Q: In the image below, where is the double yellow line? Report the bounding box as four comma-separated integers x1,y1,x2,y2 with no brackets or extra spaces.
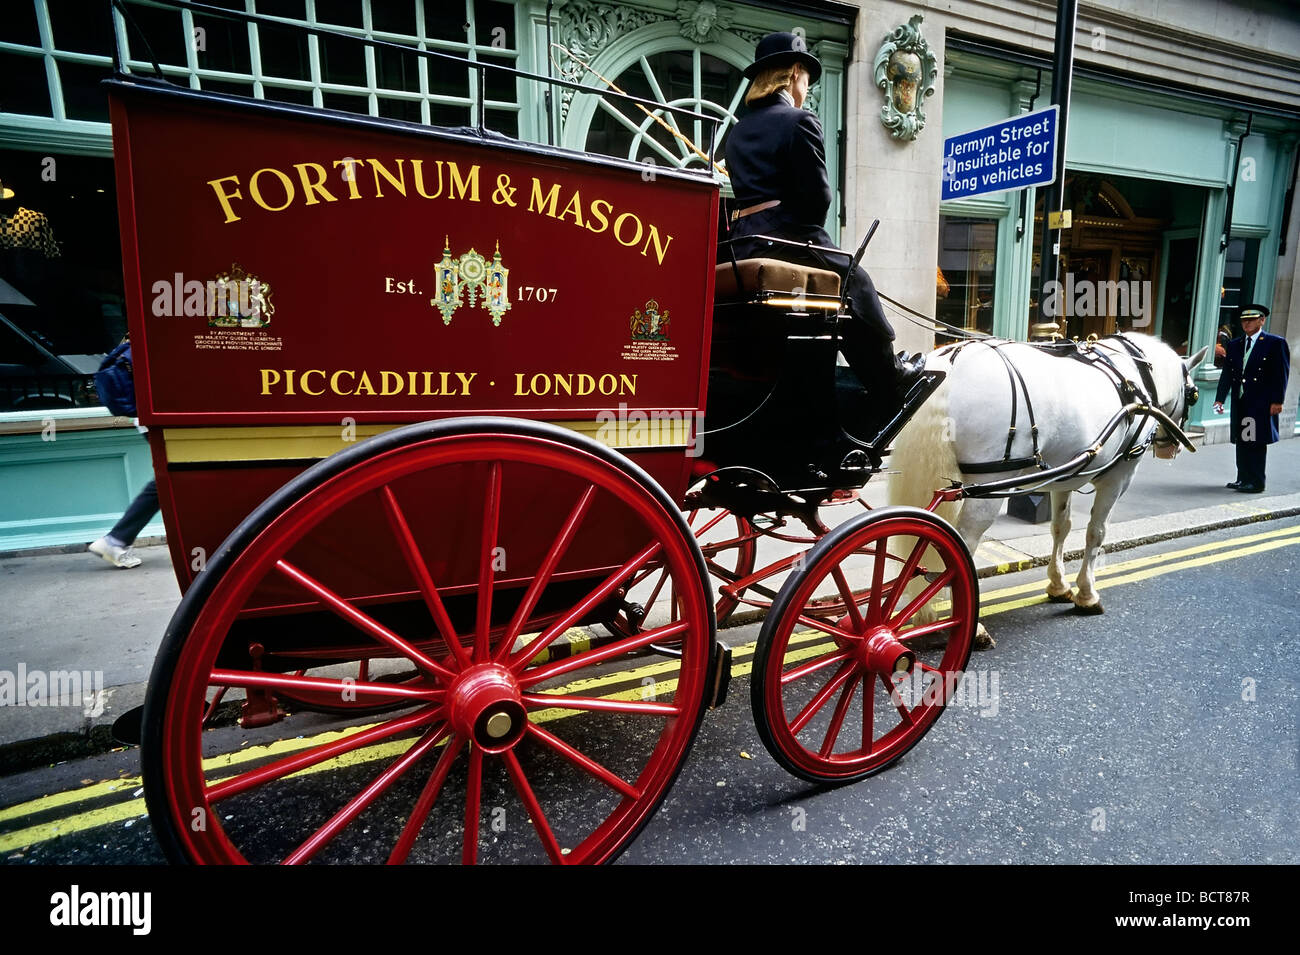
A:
3,522,1298,854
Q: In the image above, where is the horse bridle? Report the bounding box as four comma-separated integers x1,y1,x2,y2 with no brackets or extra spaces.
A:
1099,335,1198,452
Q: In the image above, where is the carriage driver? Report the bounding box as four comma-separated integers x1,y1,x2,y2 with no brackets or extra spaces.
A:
723,32,926,397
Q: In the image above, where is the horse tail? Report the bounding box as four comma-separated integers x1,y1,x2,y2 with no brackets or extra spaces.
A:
887,349,961,528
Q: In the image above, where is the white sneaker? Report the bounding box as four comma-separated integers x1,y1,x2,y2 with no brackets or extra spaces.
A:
89,537,142,569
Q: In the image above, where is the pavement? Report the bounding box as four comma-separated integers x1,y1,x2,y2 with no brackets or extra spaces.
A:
3,436,1300,773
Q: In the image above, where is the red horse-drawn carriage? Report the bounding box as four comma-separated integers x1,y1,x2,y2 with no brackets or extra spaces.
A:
111,0,978,863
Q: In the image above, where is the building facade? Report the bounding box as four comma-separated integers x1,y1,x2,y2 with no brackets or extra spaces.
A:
2,0,1298,550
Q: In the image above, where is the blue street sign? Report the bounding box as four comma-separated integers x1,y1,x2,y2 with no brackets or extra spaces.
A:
941,105,1059,201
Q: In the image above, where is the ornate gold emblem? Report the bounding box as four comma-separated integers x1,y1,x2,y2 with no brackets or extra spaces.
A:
431,237,511,326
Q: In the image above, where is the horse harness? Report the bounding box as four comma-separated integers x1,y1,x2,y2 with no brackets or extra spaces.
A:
943,335,1197,475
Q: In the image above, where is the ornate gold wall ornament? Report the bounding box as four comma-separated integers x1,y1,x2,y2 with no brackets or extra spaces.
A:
873,14,937,142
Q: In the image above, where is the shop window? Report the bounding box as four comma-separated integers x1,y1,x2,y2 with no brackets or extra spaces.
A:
937,216,997,335
0,150,123,412
1218,237,1261,334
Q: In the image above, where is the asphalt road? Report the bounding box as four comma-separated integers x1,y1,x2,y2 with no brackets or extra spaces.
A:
2,518,1297,866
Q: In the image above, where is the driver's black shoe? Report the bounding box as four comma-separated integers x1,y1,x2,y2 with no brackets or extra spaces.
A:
1225,481,1242,490
896,352,927,396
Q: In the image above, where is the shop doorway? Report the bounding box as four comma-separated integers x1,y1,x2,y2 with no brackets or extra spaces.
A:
1031,174,1204,348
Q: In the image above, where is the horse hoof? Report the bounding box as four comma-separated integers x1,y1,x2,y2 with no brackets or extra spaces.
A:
973,625,996,650
1071,600,1104,615
1046,589,1074,603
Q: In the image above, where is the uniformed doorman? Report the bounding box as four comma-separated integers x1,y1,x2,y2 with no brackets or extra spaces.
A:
1213,304,1290,493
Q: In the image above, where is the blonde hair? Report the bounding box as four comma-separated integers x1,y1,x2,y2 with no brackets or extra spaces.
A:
746,64,797,104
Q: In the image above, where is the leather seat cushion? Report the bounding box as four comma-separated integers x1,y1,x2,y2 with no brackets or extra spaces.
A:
715,258,841,300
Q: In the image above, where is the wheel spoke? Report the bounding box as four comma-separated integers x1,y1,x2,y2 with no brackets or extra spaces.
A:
463,745,483,865
880,537,927,620
898,617,959,640
496,484,597,661
210,669,442,706
525,723,642,800
884,672,917,726
521,693,679,716
819,673,862,757
475,462,503,664
780,648,853,686
379,486,470,670
502,750,566,864
508,539,663,671
520,619,688,688
693,509,731,537
283,723,448,864
275,559,456,681
205,707,442,803
789,660,856,735
829,566,865,632
791,613,858,644
866,536,889,625
388,734,465,864
889,568,955,629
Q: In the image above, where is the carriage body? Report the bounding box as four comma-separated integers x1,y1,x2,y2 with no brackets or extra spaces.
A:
112,79,718,611
109,0,980,865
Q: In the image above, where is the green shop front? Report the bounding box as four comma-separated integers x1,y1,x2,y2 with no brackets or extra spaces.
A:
938,45,1298,441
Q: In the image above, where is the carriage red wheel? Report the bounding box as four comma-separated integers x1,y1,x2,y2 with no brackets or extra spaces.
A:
142,419,714,864
606,509,757,638
750,507,977,784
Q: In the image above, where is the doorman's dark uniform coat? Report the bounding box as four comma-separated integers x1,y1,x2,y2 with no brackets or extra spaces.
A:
723,93,898,387
1215,330,1290,488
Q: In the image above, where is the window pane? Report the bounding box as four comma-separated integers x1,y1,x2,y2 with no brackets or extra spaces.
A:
257,22,311,81
376,44,421,93
201,78,255,98
425,6,469,43
0,52,53,117
377,97,422,123
373,1,417,36
57,61,112,122
320,32,366,87
428,55,469,99
5,0,42,48
322,90,369,114
937,216,997,336
479,53,515,102
194,15,252,74
255,0,306,20
262,85,315,105
314,0,363,29
47,0,115,57
429,102,470,128
486,108,517,138
474,0,514,49
123,4,190,68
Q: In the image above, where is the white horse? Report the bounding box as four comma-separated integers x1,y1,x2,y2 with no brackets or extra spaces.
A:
889,332,1208,645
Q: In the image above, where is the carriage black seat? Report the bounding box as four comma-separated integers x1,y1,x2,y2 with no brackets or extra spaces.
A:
713,258,841,304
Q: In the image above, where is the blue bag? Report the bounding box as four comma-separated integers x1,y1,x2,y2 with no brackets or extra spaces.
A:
95,342,136,417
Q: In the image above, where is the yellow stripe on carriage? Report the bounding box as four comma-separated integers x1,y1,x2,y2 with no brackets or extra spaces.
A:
161,418,694,463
